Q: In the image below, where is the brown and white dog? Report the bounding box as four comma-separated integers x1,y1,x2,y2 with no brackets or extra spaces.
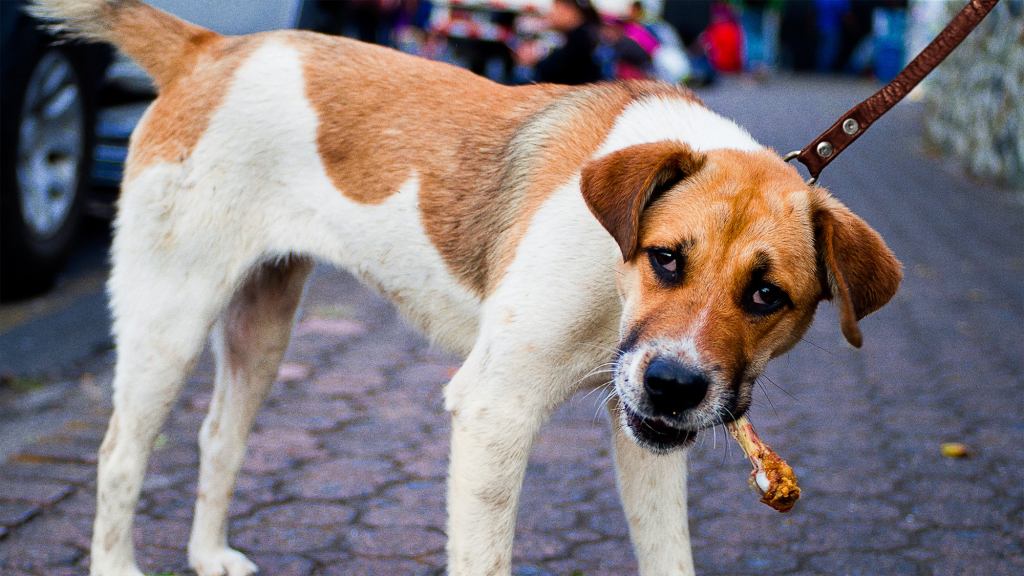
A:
31,1,902,575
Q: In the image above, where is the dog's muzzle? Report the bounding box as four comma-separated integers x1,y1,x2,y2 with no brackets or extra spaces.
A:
618,355,715,452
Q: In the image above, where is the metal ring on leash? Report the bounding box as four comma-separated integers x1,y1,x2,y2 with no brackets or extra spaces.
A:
781,0,999,188
783,150,817,186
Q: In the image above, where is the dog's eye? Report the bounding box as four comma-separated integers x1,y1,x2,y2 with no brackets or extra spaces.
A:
648,248,682,284
745,282,788,315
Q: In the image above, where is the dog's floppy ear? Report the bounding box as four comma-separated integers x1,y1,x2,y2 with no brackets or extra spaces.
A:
812,190,902,348
581,142,705,261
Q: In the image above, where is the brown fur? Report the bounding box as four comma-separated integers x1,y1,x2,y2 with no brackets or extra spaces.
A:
106,11,704,295
811,192,903,347
107,6,899,348
623,149,821,387
107,1,220,90
299,33,569,293
125,37,254,181
581,141,707,261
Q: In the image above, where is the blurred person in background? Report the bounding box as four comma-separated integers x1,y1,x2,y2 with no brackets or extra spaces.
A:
836,0,877,73
740,0,780,76
598,16,654,80
619,1,660,78
815,0,849,71
623,1,660,56
661,0,716,86
703,1,743,73
629,0,692,84
779,0,817,71
516,0,603,85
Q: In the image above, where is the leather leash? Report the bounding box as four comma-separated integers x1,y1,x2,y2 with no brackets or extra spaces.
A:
785,0,1001,184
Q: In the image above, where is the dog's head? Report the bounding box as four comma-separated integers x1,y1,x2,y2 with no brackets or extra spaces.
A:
582,141,901,452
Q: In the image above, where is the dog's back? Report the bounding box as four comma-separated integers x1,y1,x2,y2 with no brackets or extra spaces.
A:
30,0,663,350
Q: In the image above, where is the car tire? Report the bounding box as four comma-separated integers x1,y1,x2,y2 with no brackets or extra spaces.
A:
1,24,99,302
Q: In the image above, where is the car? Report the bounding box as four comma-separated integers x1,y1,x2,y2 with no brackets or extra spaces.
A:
1,0,111,300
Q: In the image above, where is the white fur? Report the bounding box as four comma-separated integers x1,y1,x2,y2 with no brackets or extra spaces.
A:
608,397,694,576
596,96,762,159
92,38,770,576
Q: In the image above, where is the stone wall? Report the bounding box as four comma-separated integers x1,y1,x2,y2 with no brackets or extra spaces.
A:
921,0,1024,188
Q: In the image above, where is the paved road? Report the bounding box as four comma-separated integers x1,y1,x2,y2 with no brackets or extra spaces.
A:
1,77,1022,575
0,220,114,462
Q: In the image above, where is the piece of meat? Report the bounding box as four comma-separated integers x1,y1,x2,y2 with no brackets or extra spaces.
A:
726,416,800,512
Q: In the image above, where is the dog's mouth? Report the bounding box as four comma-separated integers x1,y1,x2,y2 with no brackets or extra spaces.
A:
614,342,756,452
621,402,698,452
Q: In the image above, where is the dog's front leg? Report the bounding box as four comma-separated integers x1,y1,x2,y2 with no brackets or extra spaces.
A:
444,349,557,575
607,397,695,576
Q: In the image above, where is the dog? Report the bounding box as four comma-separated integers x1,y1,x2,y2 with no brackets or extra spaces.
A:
31,1,902,575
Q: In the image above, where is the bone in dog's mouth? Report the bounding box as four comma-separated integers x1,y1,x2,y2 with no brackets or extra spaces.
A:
726,415,801,512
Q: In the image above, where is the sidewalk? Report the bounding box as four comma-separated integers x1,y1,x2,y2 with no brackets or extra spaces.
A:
1,77,1022,575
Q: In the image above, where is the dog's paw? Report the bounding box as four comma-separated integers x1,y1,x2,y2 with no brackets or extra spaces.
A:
189,547,259,576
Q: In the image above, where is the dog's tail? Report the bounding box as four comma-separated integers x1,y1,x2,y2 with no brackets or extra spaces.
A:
28,0,219,90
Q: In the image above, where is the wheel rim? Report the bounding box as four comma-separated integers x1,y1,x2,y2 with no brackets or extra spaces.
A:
15,50,85,239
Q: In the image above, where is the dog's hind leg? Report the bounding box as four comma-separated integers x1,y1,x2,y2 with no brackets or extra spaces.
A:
606,397,695,576
93,247,246,576
187,258,312,576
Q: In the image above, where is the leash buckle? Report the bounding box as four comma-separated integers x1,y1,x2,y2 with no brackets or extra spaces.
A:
783,150,817,186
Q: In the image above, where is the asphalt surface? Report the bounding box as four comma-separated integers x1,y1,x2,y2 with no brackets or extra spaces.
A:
0,76,1022,575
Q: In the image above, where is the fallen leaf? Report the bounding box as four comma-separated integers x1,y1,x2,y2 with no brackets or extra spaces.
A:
940,442,969,458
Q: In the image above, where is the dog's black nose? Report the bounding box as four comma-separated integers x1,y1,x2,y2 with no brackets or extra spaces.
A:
643,358,709,416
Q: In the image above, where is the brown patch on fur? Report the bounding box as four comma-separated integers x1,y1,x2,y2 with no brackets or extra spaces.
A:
300,33,571,291
124,37,256,181
581,141,707,261
106,1,221,90
811,191,902,347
